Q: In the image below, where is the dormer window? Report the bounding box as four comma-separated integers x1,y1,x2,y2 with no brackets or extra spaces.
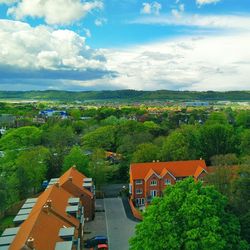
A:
150,180,157,186
66,205,78,217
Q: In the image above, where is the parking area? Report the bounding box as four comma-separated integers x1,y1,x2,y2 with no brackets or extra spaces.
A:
83,199,107,249
84,198,138,250
104,198,138,250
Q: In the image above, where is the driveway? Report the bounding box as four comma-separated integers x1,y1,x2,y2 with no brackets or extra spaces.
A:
104,198,138,250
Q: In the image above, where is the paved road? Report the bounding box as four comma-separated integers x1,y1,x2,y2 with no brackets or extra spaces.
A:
104,198,138,250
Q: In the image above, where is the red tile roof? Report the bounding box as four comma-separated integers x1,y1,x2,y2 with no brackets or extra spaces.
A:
59,166,93,198
130,160,207,180
10,185,79,250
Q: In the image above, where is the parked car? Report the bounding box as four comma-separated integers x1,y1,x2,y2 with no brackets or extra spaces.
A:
84,236,108,248
90,244,108,250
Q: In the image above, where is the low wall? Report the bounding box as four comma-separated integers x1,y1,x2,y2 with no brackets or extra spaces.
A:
129,199,142,221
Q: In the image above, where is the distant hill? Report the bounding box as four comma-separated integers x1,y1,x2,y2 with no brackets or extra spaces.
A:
0,90,250,102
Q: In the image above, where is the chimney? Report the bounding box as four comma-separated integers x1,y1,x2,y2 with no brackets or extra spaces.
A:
153,160,155,162
26,237,35,249
200,157,202,160
46,199,52,208
42,204,49,213
72,165,76,168
68,176,73,182
156,160,159,162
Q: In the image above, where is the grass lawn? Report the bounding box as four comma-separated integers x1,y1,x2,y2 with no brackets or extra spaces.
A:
0,215,15,235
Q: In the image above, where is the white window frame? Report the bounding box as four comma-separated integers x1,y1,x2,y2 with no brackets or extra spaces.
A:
136,189,143,195
136,198,145,206
135,179,143,185
165,179,171,185
150,180,157,186
150,190,157,197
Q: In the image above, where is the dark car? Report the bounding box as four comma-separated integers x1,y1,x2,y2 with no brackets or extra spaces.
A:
84,236,108,248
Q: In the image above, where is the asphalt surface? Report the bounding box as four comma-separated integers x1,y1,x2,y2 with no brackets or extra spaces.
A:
83,199,108,249
104,198,138,250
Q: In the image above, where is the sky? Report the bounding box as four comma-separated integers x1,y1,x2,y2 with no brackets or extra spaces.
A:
0,0,250,91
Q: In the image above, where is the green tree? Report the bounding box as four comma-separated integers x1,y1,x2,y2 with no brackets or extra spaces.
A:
200,124,236,162
235,110,250,128
230,165,250,243
82,125,115,150
89,148,112,190
210,154,239,166
15,146,50,198
70,109,81,120
132,143,159,163
205,112,228,125
41,125,75,148
130,178,248,250
160,125,201,161
0,126,41,150
239,130,250,156
62,146,89,175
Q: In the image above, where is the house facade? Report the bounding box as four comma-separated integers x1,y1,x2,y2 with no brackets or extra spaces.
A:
130,160,208,207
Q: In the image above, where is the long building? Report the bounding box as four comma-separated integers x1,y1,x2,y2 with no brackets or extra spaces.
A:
129,160,208,207
0,166,94,250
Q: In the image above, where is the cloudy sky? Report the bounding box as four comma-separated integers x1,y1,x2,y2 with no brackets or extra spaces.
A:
0,0,250,91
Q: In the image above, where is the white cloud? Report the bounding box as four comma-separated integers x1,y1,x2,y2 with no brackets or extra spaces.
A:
0,0,17,5
0,19,108,77
131,14,250,31
6,0,103,25
196,0,221,6
171,4,185,18
95,17,107,26
84,28,91,38
100,33,250,91
141,2,162,15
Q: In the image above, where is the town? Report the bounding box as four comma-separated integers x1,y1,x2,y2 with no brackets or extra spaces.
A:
0,96,249,249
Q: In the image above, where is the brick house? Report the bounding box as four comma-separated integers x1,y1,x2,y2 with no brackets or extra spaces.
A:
48,166,95,221
9,184,83,250
1,167,95,249
129,160,208,207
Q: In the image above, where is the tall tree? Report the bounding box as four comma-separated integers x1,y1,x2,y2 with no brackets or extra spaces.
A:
15,146,50,198
160,125,201,161
200,124,236,162
0,126,41,150
62,146,89,175
132,143,159,163
130,178,248,250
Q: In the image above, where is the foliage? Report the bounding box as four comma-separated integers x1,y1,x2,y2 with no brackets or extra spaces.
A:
62,146,89,175
130,178,248,250
82,125,116,150
200,124,236,162
132,143,159,163
210,154,239,166
0,126,41,150
15,146,50,198
160,125,201,161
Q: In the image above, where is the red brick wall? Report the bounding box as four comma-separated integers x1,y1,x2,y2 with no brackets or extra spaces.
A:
133,180,145,199
145,175,161,198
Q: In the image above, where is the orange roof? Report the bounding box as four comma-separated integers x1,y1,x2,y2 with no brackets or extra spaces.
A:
59,166,93,198
194,166,207,179
144,168,160,181
130,160,207,180
10,185,79,250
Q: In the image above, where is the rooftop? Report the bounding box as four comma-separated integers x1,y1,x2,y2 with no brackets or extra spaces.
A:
130,160,207,180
